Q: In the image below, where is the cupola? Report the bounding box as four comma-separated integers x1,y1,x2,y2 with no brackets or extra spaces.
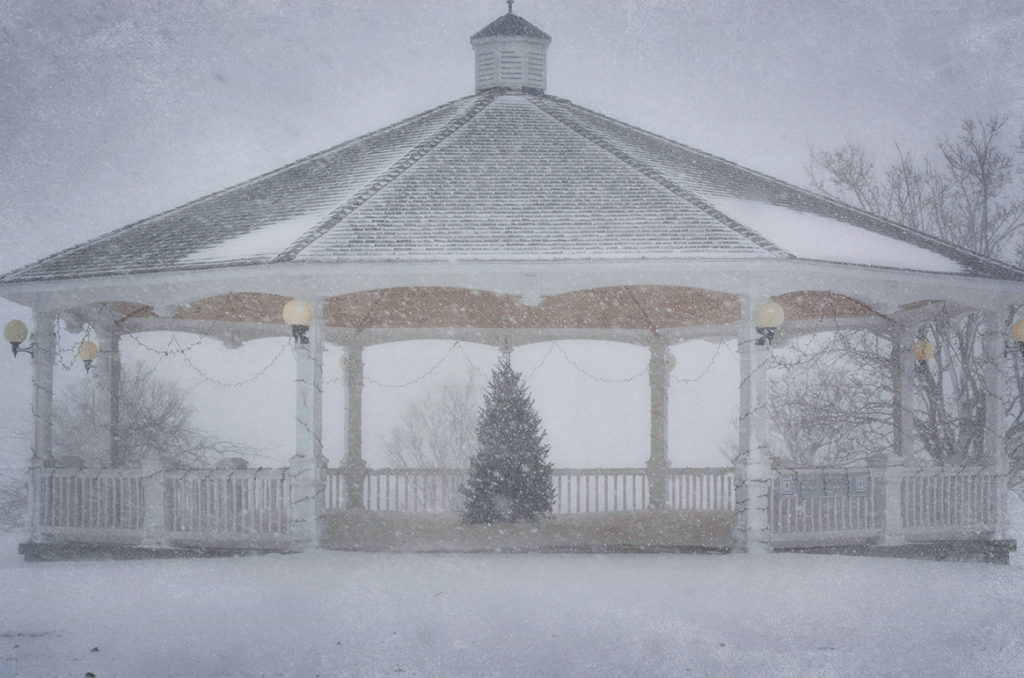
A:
471,2,551,94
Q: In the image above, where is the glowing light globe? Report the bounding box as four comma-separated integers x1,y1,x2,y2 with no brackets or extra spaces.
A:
913,340,935,362
4,319,28,345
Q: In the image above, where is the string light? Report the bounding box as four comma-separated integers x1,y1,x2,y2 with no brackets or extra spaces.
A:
40,296,1005,473
361,341,488,389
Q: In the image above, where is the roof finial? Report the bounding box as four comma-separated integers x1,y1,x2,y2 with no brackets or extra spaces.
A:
507,0,513,15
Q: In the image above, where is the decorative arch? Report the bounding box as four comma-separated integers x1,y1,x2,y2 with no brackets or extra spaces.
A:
770,291,879,322
324,285,740,331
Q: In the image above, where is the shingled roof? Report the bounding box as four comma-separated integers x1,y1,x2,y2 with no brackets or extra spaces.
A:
2,89,1020,285
471,12,550,40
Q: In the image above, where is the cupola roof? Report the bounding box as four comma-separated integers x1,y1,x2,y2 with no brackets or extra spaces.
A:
471,11,551,41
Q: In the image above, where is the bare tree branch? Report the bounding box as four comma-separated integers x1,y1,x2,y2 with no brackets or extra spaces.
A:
383,371,483,469
54,361,255,469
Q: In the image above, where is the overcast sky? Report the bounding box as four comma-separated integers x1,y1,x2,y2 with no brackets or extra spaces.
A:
2,0,1024,465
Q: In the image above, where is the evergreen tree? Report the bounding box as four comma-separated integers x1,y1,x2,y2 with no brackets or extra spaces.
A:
461,353,554,523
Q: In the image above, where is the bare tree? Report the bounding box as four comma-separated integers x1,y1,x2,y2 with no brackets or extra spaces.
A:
913,311,991,465
1004,309,1024,494
768,332,893,467
935,116,1024,260
808,115,1024,263
383,372,482,469
54,361,253,468
808,142,938,235
0,423,29,530
802,116,1024,483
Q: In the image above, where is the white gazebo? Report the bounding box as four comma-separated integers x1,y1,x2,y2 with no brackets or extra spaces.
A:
1,8,1018,560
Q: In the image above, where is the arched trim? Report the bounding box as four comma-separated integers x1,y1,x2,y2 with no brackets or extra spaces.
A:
771,291,879,322
324,285,740,331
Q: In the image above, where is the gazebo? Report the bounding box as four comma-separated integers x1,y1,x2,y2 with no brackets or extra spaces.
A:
2,8,1018,559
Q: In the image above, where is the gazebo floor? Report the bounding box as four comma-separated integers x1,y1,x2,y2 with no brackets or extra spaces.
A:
17,541,300,562
775,540,1017,565
321,509,735,553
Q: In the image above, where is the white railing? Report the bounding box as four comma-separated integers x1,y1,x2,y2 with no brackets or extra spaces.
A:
667,468,734,511
901,466,998,537
326,467,734,515
166,469,291,537
36,467,146,536
359,468,468,513
32,461,1005,550
326,470,347,511
552,468,649,513
769,469,879,543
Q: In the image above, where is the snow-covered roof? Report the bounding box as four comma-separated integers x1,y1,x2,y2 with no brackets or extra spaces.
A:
471,12,550,41
1,89,1020,285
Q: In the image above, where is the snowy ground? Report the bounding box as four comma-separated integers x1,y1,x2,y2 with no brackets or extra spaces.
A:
1,533,1023,678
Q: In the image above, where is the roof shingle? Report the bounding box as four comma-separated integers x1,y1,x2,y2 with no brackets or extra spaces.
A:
471,13,550,41
1,91,1020,284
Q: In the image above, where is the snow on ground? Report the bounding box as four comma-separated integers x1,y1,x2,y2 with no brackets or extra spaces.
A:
1,534,1023,677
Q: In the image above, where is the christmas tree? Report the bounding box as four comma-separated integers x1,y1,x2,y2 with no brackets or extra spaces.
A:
461,352,554,524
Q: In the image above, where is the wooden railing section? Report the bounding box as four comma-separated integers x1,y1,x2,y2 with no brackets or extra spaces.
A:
901,467,998,536
165,469,290,537
361,468,468,513
667,468,734,512
36,467,146,533
552,469,648,513
325,467,735,514
768,465,1001,544
31,461,1003,550
33,465,293,547
769,470,878,543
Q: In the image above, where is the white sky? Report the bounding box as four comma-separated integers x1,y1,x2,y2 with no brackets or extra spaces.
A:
2,0,1024,467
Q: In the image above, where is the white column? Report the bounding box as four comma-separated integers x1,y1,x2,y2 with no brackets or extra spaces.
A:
28,310,56,542
95,327,122,467
734,293,772,553
343,342,367,509
289,303,325,546
30,310,57,467
313,305,324,463
871,452,906,546
876,324,916,546
141,458,166,547
890,325,917,459
982,310,1008,540
646,337,670,510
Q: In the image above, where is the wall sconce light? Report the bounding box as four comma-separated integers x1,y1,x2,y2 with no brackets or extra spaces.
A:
4,320,30,357
755,301,785,346
283,299,313,344
78,340,99,372
1011,320,1024,355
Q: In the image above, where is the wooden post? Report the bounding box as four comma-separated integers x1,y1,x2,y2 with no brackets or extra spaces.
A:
141,458,166,546
289,303,326,546
734,293,772,553
890,326,917,459
27,311,56,543
982,310,1008,540
95,327,122,467
870,452,905,546
646,337,670,510
343,343,367,509
876,324,916,546
30,310,56,467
